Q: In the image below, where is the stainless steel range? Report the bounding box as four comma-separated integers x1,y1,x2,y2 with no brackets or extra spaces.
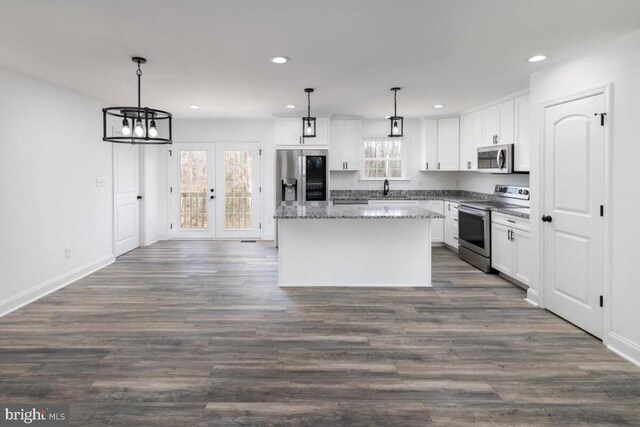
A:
458,185,530,273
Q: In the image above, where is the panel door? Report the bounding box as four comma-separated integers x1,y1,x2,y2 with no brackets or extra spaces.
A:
543,93,605,338
437,117,460,170
512,227,532,286
215,142,262,239
491,223,512,275
113,144,140,256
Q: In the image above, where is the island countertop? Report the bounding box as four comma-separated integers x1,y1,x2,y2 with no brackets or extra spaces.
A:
274,205,445,220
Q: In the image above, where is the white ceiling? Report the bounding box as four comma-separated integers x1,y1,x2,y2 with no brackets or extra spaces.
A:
1,0,640,119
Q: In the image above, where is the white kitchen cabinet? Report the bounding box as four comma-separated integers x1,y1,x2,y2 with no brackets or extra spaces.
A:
275,117,329,147
514,94,531,172
459,111,481,171
419,118,459,171
444,201,459,251
437,118,460,171
491,213,532,287
329,119,361,171
419,119,438,171
481,99,514,147
419,200,444,243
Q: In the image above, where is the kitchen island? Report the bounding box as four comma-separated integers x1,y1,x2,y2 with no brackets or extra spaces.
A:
274,205,444,287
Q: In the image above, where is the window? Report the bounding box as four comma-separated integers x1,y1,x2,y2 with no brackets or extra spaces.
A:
362,138,404,179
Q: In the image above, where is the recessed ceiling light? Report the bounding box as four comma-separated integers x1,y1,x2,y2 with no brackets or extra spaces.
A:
528,55,547,63
433,104,445,108
286,104,297,109
189,105,200,109
270,56,290,64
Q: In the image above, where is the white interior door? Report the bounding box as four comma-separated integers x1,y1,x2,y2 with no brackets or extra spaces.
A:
215,142,262,239
113,144,140,256
171,144,215,239
543,93,605,338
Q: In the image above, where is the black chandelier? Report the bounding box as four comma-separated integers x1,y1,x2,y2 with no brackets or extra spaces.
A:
102,57,172,144
302,88,316,138
388,87,403,138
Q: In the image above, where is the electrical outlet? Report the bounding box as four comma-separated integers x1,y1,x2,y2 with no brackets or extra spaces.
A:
65,247,72,259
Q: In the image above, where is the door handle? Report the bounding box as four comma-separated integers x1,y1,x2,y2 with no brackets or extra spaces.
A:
136,195,142,200
210,195,215,200
541,215,552,223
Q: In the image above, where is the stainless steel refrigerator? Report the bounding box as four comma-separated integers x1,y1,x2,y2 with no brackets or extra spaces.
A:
276,149,329,208
275,149,328,246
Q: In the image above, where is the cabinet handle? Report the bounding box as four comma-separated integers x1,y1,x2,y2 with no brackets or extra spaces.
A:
438,162,441,170
507,219,516,223
346,162,348,169
426,162,429,170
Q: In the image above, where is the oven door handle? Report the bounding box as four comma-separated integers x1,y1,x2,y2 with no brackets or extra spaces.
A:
458,206,489,218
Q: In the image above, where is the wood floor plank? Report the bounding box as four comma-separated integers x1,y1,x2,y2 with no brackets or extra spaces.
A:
0,241,639,426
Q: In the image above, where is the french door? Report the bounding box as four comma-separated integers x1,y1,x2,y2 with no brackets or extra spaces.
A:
542,93,605,338
171,142,261,239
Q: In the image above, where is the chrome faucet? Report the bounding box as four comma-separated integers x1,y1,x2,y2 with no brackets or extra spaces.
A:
383,179,390,196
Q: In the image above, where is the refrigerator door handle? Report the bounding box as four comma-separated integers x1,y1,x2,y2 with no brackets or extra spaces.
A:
301,154,306,203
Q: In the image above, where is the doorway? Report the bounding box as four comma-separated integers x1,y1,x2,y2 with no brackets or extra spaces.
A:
170,142,262,239
542,91,607,339
113,143,141,256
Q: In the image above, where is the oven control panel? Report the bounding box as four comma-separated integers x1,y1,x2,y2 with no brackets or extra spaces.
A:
494,185,530,200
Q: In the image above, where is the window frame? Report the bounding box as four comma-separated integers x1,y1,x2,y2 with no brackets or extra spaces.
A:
360,137,408,181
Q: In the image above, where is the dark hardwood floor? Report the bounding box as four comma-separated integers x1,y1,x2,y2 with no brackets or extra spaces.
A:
1,241,639,426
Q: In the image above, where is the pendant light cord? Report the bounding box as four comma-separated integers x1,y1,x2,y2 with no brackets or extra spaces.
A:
393,89,397,117
307,91,311,118
136,62,142,111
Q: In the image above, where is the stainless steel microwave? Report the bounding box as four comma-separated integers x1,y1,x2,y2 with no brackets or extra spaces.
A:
477,144,514,173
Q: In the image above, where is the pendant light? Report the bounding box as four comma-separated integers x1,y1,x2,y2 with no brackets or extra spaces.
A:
388,87,403,138
302,88,316,138
102,57,172,144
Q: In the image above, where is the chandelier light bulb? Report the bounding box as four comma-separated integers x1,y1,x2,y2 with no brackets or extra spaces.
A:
305,122,313,135
148,120,158,137
392,120,400,134
121,118,131,136
134,119,145,137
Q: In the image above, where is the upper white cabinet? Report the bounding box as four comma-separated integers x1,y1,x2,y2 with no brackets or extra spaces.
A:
437,118,460,171
329,119,361,171
419,119,439,171
459,111,481,171
419,118,459,171
275,117,329,147
514,94,531,172
481,99,514,146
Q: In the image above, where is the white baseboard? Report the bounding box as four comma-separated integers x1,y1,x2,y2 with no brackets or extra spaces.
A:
525,288,540,307
0,254,115,318
144,235,167,246
606,332,640,367
278,283,433,288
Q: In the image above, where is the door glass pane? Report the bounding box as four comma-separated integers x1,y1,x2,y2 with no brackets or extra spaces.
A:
459,211,485,249
224,150,253,230
305,155,327,201
180,150,208,229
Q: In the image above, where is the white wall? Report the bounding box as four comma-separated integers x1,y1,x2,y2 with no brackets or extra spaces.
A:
0,66,114,316
330,119,461,191
530,29,640,365
173,119,276,238
455,172,529,194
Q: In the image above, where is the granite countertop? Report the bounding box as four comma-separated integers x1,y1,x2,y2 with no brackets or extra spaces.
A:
330,190,494,203
274,205,445,220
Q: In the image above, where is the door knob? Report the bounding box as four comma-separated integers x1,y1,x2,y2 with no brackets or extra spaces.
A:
210,195,215,200
541,215,552,223
136,195,142,200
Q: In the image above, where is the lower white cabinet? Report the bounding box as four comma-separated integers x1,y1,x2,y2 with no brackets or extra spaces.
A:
491,213,532,286
419,200,444,243
444,201,459,251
